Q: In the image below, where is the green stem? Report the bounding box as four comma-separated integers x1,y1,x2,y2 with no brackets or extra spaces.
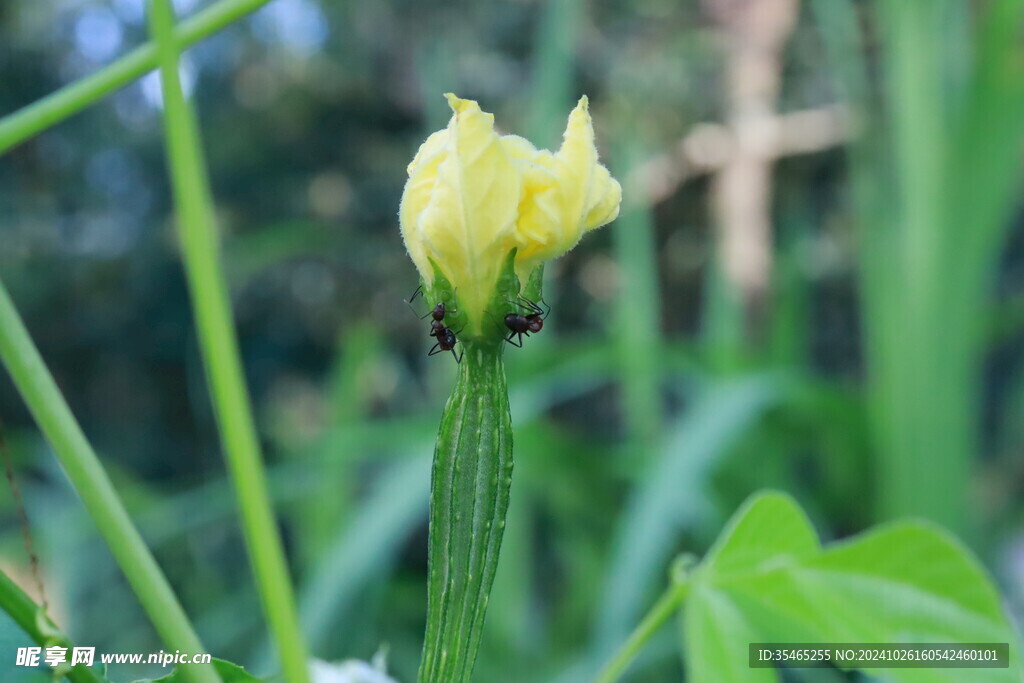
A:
146,2,309,681
0,570,109,683
0,282,219,683
596,577,691,683
0,0,273,155
418,340,514,683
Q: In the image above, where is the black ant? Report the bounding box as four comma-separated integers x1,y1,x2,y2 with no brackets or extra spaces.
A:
502,296,550,347
425,300,463,363
407,285,462,363
428,325,462,363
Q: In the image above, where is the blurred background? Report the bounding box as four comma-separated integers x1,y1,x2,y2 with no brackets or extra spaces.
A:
1,0,1023,681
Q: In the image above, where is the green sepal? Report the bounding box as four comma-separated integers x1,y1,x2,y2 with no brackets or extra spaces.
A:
479,249,524,342
423,250,529,342
422,259,469,338
490,248,523,307
521,264,545,307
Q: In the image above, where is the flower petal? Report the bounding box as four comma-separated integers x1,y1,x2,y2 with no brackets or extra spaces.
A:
582,163,622,231
399,93,621,338
416,95,520,327
400,129,450,280
553,96,599,229
509,96,617,266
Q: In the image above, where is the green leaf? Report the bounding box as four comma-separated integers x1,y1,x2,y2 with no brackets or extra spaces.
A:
682,491,1020,682
521,264,545,306
137,658,263,682
684,586,778,683
701,492,818,580
425,258,465,335
681,492,819,683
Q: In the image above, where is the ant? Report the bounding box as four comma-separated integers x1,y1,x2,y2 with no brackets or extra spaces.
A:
428,325,462,363
407,285,463,363
502,296,550,347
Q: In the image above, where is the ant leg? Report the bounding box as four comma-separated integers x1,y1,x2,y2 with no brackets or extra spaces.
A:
504,331,523,347
515,295,544,316
538,297,551,319
427,342,441,356
451,346,462,364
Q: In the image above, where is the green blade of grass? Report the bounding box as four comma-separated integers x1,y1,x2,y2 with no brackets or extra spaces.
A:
611,139,663,460
0,0,273,155
299,451,431,649
295,325,382,573
868,0,1024,530
525,0,582,146
814,0,1015,532
594,373,783,657
813,0,1024,532
868,0,969,530
146,1,309,682
702,258,747,373
0,282,220,683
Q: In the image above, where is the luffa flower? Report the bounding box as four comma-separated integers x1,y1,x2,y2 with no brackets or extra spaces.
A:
402,94,620,683
400,93,621,336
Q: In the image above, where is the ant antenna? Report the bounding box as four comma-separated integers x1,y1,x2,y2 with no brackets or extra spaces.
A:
404,285,426,317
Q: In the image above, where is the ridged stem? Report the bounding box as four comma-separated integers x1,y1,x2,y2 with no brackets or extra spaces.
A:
418,340,514,683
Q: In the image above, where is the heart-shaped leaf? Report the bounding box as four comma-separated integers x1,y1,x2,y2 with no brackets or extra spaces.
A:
682,491,1020,682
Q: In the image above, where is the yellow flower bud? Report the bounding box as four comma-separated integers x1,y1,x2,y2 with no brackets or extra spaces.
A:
400,93,621,335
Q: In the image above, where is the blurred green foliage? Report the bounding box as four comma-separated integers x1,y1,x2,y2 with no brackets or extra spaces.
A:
1,0,1023,681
